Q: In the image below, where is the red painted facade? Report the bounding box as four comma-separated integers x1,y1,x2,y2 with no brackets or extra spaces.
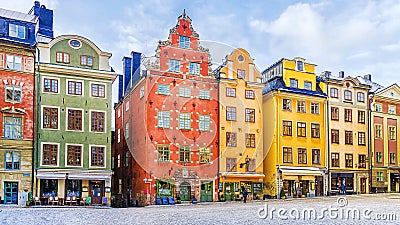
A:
114,11,219,204
374,116,384,167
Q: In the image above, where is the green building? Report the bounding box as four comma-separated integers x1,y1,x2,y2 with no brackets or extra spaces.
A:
35,35,115,205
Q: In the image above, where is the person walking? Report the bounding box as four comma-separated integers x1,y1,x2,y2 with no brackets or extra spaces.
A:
243,188,248,203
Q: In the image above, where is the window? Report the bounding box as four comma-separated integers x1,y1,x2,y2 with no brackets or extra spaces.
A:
245,90,254,99
179,113,191,130
179,87,191,98
67,109,83,131
226,132,237,147
237,69,245,79
199,115,210,131
311,103,319,114
297,101,306,113
199,147,210,164
179,146,190,162
158,84,170,95
226,107,236,121
91,111,105,132
179,36,190,48
298,148,307,164
189,62,200,75
311,123,320,138
357,92,365,102
312,149,320,164
358,155,366,168
345,154,353,168
68,81,83,95
330,88,338,98
5,151,20,170
389,126,396,140
91,83,105,98
169,59,180,72
344,109,352,122
358,110,365,124
117,129,120,143
289,79,298,88
42,144,58,166
296,61,304,71
91,146,105,166
376,172,384,182
226,88,236,97
376,152,382,163
297,122,306,137
375,104,382,112
245,108,255,122
358,132,366,145
66,145,82,166
80,55,93,66
304,81,312,90
199,89,210,100
344,90,352,101
56,52,70,63
43,107,58,129
226,158,237,172
6,54,22,71
126,123,129,140
157,145,170,162
9,24,25,39
283,147,292,163
331,129,339,144
331,107,339,120
282,99,292,111
389,105,396,114
375,124,382,139
44,78,58,93
4,116,22,139
5,86,22,103
157,111,170,128
345,131,353,145
245,133,256,148
283,120,292,136
140,86,145,99
331,153,339,167
390,153,396,164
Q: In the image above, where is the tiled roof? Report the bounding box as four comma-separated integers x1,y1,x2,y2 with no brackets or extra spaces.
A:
0,8,37,23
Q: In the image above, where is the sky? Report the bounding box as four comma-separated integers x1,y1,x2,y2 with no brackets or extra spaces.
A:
1,0,400,87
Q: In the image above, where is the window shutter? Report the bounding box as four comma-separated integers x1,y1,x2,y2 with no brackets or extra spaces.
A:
23,57,34,73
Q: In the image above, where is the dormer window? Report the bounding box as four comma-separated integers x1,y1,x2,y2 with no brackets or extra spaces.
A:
9,24,25,39
56,52,70,64
289,78,298,88
304,81,312,90
80,55,93,66
179,36,190,49
296,61,304,71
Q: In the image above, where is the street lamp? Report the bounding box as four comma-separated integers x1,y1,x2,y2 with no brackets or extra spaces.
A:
239,155,251,171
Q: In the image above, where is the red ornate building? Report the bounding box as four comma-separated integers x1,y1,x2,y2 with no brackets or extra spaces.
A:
114,11,219,204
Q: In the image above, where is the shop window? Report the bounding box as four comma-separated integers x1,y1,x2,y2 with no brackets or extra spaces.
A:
40,179,58,197
65,180,82,197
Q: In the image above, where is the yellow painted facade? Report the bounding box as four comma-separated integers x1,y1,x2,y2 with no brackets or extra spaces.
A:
325,75,370,194
263,57,327,198
217,48,264,200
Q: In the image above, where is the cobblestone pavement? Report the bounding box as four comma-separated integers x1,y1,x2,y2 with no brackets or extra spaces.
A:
1,194,399,225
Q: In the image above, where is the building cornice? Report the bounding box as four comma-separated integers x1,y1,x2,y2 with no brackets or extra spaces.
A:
36,63,115,80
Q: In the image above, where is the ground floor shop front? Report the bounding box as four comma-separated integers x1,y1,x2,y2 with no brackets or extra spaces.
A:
218,173,264,201
0,171,32,204
329,171,369,194
34,169,112,205
372,168,400,193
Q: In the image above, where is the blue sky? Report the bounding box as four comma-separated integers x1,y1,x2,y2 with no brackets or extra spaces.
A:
2,0,400,87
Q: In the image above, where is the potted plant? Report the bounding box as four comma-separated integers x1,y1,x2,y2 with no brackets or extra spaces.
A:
280,187,286,199
301,187,306,198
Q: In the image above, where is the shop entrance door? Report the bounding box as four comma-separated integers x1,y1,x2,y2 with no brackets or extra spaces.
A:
180,182,191,201
4,182,18,204
89,181,104,205
200,181,213,202
224,182,235,201
315,176,323,196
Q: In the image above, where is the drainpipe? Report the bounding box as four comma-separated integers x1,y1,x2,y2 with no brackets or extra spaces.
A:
326,80,330,196
368,94,373,193
34,46,41,197
30,42,37,198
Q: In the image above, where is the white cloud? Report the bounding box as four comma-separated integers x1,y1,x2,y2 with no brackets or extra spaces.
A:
0,0,58,12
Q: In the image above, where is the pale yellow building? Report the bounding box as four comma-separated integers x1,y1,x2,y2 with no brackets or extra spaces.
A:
215,48,264,200
263,57,327,198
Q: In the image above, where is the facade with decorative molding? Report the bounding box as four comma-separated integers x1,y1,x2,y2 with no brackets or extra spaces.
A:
35,35,115,205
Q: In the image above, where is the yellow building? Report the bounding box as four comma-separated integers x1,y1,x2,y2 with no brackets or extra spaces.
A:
215,48,264,201
324,72,370,194
262,57,327,198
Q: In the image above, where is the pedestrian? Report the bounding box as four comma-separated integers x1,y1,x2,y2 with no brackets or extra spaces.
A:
341,184,346,195
297,187,302,198
243,188,248,203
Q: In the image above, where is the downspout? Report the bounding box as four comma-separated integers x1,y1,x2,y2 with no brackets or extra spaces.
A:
34,46,41,197
216,77,220,201
30,42,37,198
368,93,373,193
326,80,330,196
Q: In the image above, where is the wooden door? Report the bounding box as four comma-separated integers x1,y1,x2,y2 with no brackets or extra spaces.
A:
89,181,104,205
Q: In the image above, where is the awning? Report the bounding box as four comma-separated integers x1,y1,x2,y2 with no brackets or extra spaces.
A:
219,172,265,178
301,175,315,181
68,174,111,181
280,167,325,176
282,175,298,180
36,173,66,179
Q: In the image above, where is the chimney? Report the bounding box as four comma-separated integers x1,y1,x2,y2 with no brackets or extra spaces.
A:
324,71,331,78
364,74,371,81
30,1,54,40
131,51,142,86
339,71,344,78
122,56,133,95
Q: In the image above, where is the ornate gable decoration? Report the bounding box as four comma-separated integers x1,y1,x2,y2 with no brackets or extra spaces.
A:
169,9,199,38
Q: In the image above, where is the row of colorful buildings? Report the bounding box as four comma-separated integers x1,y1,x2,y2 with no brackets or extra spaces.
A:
1,3,400,206
112,10,400,206
0,2,114,205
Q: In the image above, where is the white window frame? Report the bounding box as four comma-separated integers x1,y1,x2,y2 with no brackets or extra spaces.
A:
9,23,25,39
169,59,180,73
42,76,60,94
6,54,22,71
90,82,106,98
199,89,210,100
158,84,170,95
66,79,84,96
89,109,106,133
179,87,191,98
189,62,200,75
199,115,210,132
65,107,84,132
65,143,84,168
5,85,22,103
40,142,60,167
41,105,60,130
89,145,106,168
